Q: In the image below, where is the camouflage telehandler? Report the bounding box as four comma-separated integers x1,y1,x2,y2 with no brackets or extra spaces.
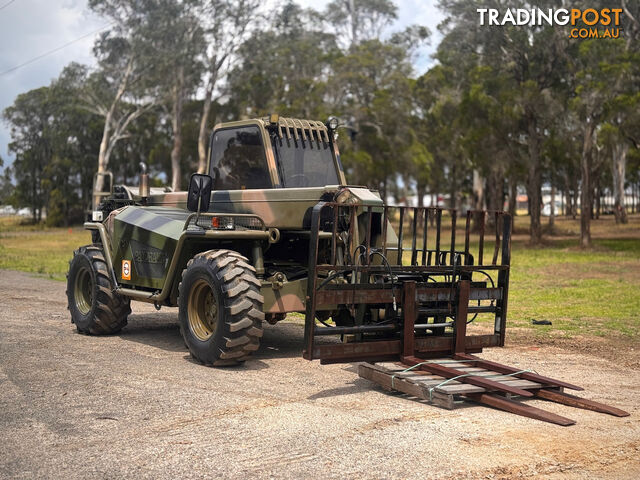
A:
68,114,629,424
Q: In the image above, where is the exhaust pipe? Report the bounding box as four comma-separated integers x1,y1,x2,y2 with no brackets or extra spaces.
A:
139,162,150,203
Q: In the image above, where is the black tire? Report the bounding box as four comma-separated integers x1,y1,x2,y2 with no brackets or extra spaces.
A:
178,249,264,367
66,245,130,334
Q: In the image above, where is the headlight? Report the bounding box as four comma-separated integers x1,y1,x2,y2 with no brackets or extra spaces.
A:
327,116,339,130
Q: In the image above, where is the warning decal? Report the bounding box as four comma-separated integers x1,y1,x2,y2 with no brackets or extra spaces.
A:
122,260,132,281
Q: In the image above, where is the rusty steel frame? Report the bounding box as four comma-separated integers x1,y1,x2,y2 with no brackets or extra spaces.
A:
303,202,630,425
303,202,512,363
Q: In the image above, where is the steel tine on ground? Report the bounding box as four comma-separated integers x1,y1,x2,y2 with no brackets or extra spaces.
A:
535,389,630,417
453,353,584,391
464,392,576,426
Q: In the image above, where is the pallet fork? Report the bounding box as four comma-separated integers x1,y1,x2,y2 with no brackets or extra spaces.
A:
304,203,629,425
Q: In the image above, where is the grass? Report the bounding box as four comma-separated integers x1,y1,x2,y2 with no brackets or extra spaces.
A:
0,217,91,281
507,236,640,338
1,213,639,338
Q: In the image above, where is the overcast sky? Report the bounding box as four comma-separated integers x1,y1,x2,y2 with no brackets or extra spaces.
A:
0,0,443,171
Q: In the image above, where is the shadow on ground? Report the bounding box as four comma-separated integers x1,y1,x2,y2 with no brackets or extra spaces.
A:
118,312,310,361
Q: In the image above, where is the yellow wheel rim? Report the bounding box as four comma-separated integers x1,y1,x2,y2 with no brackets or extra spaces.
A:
187,279,218,341
74,265,93,315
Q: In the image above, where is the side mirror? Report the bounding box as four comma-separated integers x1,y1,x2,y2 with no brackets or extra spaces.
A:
187,173,213,212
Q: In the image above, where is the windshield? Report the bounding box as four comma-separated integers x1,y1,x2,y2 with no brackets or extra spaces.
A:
210,126,272,190
272,133,339,188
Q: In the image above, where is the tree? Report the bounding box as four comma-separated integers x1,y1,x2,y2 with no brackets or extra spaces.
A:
196,0,260,173
324,0,397,48
435,0,570,243
0,157,14,205
85,1,161,205
569,37,631,245
141,0,204,191
3,87,53,222
228,2,338,119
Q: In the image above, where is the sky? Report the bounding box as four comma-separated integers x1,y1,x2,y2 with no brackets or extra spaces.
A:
0,0,444,171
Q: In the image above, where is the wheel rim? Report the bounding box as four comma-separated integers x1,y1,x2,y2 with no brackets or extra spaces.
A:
187,279,218,341
74,265,94,315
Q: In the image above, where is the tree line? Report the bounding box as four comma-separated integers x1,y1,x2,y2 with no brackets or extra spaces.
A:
2,0,639,246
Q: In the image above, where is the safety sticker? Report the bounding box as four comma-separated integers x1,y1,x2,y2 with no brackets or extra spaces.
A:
122,260,132,281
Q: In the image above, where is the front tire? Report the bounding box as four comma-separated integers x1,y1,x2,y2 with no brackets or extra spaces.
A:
178,249,264,366
66,245,130,334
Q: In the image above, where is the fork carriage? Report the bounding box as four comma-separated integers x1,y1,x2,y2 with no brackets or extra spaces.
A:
304,202,512,363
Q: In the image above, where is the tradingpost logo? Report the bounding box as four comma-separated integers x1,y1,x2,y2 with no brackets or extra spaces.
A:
477,7,623,39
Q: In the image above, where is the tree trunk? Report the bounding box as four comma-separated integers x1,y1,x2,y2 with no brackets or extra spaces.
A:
449,163,457,210
526,116,542,244
171,67,185,192
508,177,517,218
612,142,629,224
93,108,113,209
92,58,134,209
580,119,595,248
416,180,425,207
348,0,358,46
472,169,485,230
549,185,556,230
197,71,218,174
485,167,503,228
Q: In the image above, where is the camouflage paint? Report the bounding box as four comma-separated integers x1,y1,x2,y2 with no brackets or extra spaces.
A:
90,116,389,313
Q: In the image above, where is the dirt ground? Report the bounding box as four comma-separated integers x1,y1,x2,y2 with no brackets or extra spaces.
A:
1,270,638,479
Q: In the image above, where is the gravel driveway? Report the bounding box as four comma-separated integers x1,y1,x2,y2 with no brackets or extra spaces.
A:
1,270,638,479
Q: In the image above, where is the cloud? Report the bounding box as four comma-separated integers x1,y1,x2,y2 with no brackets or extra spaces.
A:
0,0,102,168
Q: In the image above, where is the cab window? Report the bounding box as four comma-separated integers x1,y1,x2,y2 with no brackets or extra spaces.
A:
210,126,272,190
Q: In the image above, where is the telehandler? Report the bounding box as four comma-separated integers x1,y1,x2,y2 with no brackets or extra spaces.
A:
68,115,628,424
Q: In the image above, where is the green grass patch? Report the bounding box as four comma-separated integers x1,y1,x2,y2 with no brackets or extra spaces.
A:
0,217,91,281
506,235,640,338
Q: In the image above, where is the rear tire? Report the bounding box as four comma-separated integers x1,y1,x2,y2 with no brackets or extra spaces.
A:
178,249,264,367
66,245,130,334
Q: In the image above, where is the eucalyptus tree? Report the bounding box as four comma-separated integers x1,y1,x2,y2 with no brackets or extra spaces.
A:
140,0,205,191
330,38,417,198
436,0,570,243
196,0,261,173
227,2,338,118
85,1,161,205
569,37,632,245
323,0,398,48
